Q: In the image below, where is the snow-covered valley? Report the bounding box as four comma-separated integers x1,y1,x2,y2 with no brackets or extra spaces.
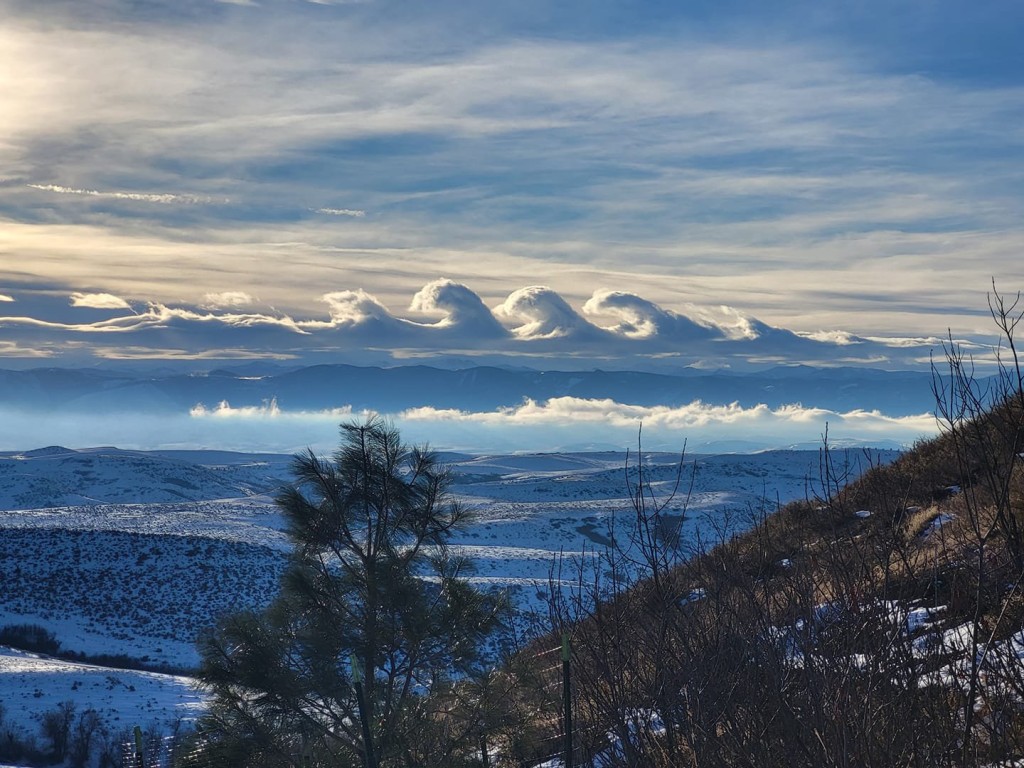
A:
0,445,895,748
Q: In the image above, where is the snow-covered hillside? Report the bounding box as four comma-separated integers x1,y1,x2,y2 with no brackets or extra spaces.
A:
0,648,203,742
0,445,897,753
0,447,293,510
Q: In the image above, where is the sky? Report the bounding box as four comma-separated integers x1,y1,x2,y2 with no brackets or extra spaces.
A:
1,0,1023,375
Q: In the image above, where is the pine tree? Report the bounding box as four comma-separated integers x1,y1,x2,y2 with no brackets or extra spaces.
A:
197,418,507,767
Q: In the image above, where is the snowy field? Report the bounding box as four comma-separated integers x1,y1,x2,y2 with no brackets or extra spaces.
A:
0,647,203,738
0,445,896,742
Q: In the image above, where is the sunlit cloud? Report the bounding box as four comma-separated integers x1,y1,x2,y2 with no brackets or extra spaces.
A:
189,399,357,419
0,302,306,335
320,289,403,328
192,399,282,418
801,330,863,346
702,306,763,342
399,397,937,434
863,335,949,348
495,286,607,341
409,279,508,336
0,279,956,370
0,1,1020,375
583,289,718,341
69,292,132,310
92,346,298,361
178,396,939,452
398,398,939,451
0,342,52,358
202,291,256,309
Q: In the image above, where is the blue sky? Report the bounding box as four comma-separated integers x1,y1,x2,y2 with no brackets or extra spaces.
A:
1,0,1023,371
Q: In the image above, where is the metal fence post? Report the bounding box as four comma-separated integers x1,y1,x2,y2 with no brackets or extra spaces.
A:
562,632,573,768
133,725,145,768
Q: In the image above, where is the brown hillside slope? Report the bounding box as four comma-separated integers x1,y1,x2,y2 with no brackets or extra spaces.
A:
507,293,1024,768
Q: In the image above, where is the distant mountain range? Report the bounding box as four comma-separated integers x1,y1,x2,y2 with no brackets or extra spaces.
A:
0,363,953,416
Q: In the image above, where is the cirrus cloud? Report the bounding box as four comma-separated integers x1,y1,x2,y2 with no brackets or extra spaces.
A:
27,184,223,205
0,1,1018,357
314,207,366,217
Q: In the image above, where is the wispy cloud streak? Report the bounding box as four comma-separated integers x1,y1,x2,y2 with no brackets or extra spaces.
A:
314,208,366,217
27,184,224,205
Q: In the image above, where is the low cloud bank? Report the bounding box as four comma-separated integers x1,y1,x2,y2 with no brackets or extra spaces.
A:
0,397,936,453
398,397,935,434
393,398,936,451
0,397,926,454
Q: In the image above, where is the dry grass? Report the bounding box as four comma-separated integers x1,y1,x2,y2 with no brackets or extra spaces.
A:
510,383,1024,767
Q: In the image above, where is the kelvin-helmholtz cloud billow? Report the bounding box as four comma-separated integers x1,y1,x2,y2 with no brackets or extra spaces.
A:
409,278,508,339
0,278,927,368
583,289,721,341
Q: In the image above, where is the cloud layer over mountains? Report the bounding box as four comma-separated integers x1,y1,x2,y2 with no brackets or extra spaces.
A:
0,278,944,369
1,0,1021,367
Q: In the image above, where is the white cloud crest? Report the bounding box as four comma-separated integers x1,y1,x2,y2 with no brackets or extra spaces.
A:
321,290,398,327
69,292,132,310
409,278,508,336
495,286,606,340
583,289,718,340
0,279,954,369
